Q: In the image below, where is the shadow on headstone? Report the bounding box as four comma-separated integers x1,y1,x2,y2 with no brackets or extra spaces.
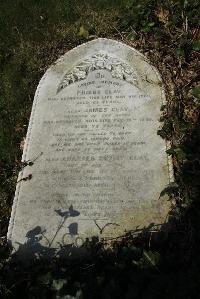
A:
11,218,170,263
2,202,191,298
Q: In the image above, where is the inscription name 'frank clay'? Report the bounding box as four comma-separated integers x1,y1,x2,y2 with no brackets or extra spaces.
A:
8,38,173,256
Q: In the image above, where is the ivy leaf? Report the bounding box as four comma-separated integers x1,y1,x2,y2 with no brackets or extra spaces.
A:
192,87,200,101
192,41,200,51
52,278,67,291
78,25,89,39
166,146,187,161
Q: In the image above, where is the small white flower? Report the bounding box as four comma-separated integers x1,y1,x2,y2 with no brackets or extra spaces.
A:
74,68,86,79
111,65,124,79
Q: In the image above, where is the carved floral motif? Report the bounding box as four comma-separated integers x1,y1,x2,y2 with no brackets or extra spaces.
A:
57,52,138,93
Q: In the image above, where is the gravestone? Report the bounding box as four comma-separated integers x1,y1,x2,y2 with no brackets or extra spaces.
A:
8,38,173,257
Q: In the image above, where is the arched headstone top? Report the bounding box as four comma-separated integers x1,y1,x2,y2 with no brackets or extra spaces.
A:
57,51,139,93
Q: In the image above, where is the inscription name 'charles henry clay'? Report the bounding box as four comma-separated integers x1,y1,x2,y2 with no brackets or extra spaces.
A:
8,38,173,255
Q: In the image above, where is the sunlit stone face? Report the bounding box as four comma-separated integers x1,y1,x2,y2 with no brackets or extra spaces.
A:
8,39,173,256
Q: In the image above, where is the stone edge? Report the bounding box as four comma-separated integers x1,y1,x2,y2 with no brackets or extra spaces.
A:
7,38,175,246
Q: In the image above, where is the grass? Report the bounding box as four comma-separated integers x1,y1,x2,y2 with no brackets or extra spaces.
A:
0,0,200,298
0,0,127,234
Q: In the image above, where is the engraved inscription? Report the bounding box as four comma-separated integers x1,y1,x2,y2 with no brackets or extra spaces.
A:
37,69,162,223
8,39,171,254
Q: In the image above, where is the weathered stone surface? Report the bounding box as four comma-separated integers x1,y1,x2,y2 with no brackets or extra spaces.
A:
8,38,173,256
